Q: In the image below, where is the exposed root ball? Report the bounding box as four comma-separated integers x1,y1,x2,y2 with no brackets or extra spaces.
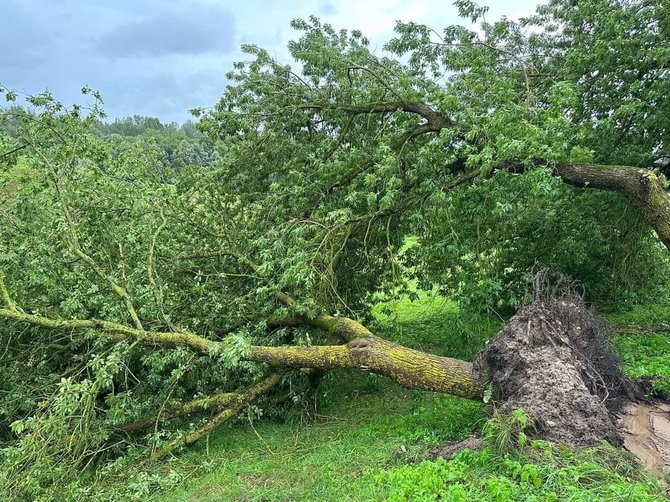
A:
475,288,638,447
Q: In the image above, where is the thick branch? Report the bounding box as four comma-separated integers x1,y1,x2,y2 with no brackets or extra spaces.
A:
555,163,670,250
0,296,480,399
392,116,451,148
119,391,239,434
298,100,453,148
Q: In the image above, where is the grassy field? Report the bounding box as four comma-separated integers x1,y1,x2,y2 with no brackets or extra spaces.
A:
163,377,484,501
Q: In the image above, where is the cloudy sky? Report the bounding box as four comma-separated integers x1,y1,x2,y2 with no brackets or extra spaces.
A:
2,0,541,123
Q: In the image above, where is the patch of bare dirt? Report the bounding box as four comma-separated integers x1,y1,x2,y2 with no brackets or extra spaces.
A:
618,402,670,477
240,472,274,489
430,437,483,461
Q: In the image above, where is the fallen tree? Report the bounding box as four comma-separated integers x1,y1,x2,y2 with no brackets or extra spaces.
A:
0,269,652,461
1,0,670,494
4,265,668,489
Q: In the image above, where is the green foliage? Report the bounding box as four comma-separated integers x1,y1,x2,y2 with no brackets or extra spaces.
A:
0,90,262,497
411,169,670,313
374,442,664,501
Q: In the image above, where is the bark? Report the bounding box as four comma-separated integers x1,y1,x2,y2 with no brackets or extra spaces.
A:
555,163,670,250
247,335,483,399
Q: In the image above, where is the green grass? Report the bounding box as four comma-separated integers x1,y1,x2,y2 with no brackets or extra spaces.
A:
159,393,665,502
371,285,501,361
607,305,670,395
163,376,484,501
605,304,670,328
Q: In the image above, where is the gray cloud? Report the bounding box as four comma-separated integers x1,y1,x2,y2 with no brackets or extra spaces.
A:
0,2,51,69
101,68,226,122
99,5,236,58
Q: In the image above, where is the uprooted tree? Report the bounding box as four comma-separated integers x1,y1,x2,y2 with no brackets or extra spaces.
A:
1,0,670,491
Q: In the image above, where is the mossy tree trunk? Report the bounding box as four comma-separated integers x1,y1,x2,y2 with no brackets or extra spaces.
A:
247,336,482,399
0,305,484,401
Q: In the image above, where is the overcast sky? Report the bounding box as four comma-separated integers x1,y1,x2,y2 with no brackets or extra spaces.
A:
1,0,542,123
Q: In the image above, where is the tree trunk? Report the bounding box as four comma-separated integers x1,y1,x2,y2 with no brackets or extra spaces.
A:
247,335,483,399
0,306,482,399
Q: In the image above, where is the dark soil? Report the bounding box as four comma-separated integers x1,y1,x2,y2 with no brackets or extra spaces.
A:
473,280,640,447
432,274,669,475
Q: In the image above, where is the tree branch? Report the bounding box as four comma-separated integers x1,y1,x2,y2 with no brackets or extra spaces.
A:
439,168,482,191
0,307,218,354
119,391,240,434
0,143,29,159
52,176,144,330
149,372,284,461
555,163,670,250
297,99,454,148
147,209,177,330
0,274,21,312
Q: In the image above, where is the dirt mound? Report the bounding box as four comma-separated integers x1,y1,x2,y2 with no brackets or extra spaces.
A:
474,281,639,447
